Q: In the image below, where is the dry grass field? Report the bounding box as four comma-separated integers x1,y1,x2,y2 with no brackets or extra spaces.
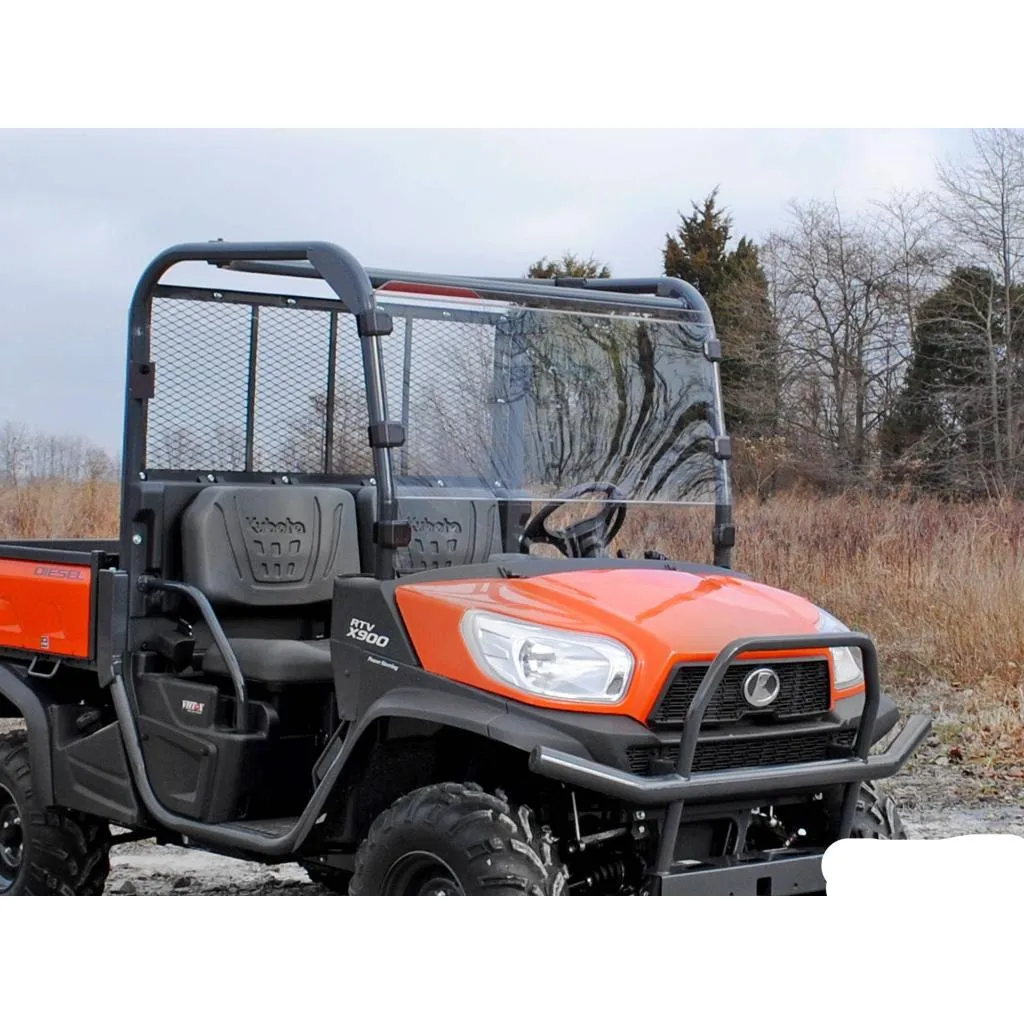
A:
3,481,1023,773
0,479,119,540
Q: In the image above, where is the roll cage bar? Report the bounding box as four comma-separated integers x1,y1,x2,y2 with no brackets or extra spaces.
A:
121,241,735,580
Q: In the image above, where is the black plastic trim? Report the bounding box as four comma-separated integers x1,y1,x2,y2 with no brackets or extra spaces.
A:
524,630,929,873
0,544,103,566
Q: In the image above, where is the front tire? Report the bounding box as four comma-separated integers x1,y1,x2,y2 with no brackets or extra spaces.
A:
350,782,567,896
0,732,111,896
848,781,908,840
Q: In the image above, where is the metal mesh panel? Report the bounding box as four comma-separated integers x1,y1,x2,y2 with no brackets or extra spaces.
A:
148,297,253,470
146,294,374,474
251,306,331,473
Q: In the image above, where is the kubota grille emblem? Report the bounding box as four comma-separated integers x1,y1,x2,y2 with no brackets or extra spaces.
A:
742,667,781,708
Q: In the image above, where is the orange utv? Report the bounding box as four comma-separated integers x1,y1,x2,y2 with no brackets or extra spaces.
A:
0,241,930,895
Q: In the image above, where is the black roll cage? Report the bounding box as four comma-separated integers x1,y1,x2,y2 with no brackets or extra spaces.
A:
121,241,735,579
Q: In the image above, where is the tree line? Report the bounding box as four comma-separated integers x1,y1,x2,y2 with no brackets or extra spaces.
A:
530,129,1024,500
0,420,118,484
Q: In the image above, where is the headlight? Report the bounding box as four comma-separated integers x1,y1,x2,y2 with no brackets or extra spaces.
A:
815,607,864,691
460,611,634,704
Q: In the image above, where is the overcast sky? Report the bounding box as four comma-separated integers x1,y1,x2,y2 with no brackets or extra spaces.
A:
0,128,972,455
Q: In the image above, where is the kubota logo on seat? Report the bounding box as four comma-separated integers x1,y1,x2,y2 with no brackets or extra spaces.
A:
347,618,390,648
245,516,307,535
408,516,462,535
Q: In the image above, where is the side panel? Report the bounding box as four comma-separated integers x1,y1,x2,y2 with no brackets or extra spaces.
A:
49,706,144,825
0,557,94,660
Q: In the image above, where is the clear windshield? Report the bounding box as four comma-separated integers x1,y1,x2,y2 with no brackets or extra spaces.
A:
376,297,720,506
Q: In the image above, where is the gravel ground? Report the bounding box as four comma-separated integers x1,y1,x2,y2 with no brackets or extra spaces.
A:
885,683,1024,841
7,703,1024,896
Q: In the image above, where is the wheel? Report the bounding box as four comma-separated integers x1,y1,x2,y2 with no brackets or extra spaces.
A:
0,732,111,895
847,781,908,840
349,782,567,896
301,860,352,895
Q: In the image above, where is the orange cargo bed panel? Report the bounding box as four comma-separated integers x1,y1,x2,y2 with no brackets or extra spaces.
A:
0,558,93,659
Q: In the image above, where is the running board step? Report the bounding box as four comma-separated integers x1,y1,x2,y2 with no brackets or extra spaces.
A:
222,817,301,840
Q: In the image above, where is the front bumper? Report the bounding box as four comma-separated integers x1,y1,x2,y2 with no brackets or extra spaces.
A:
529,709,931,805
526,631,932,890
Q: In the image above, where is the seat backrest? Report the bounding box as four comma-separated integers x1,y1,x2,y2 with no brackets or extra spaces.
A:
355,484,502,572
181,485,361,607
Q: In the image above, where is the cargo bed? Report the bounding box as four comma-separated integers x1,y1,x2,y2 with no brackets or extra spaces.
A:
0,540,119,667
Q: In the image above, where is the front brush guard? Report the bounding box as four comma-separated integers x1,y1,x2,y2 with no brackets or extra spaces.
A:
527,632,931,876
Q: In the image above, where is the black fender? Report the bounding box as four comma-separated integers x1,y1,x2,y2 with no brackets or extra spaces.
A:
0,662,55,804
340,685,594,781
319,686,596,846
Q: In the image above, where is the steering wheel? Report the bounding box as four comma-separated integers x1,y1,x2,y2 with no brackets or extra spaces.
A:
519,482,628,558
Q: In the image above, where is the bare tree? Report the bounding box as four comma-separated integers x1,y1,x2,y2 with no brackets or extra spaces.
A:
872,190,945,419
0,422,116,484
0,421,30,484
765,198,914,483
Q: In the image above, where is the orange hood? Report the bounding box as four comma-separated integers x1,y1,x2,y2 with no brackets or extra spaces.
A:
394,568,838,723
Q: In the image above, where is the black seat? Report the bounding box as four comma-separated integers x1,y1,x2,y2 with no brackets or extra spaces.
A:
202,639,333,692
180,484,361,689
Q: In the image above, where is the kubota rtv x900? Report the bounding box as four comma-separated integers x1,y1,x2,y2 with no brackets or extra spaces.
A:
0,241,930,895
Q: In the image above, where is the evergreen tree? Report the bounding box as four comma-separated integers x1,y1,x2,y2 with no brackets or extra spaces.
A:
663,189,733,298
881,266,1005,493
527,253,611,279
663,190,780,437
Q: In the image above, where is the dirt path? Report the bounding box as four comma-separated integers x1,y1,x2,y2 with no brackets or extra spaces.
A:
105,845,322,895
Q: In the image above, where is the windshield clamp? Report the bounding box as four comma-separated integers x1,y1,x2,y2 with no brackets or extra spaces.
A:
368,422,406,449
356,309,394,337
374,520,412,550
703,338,722,362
